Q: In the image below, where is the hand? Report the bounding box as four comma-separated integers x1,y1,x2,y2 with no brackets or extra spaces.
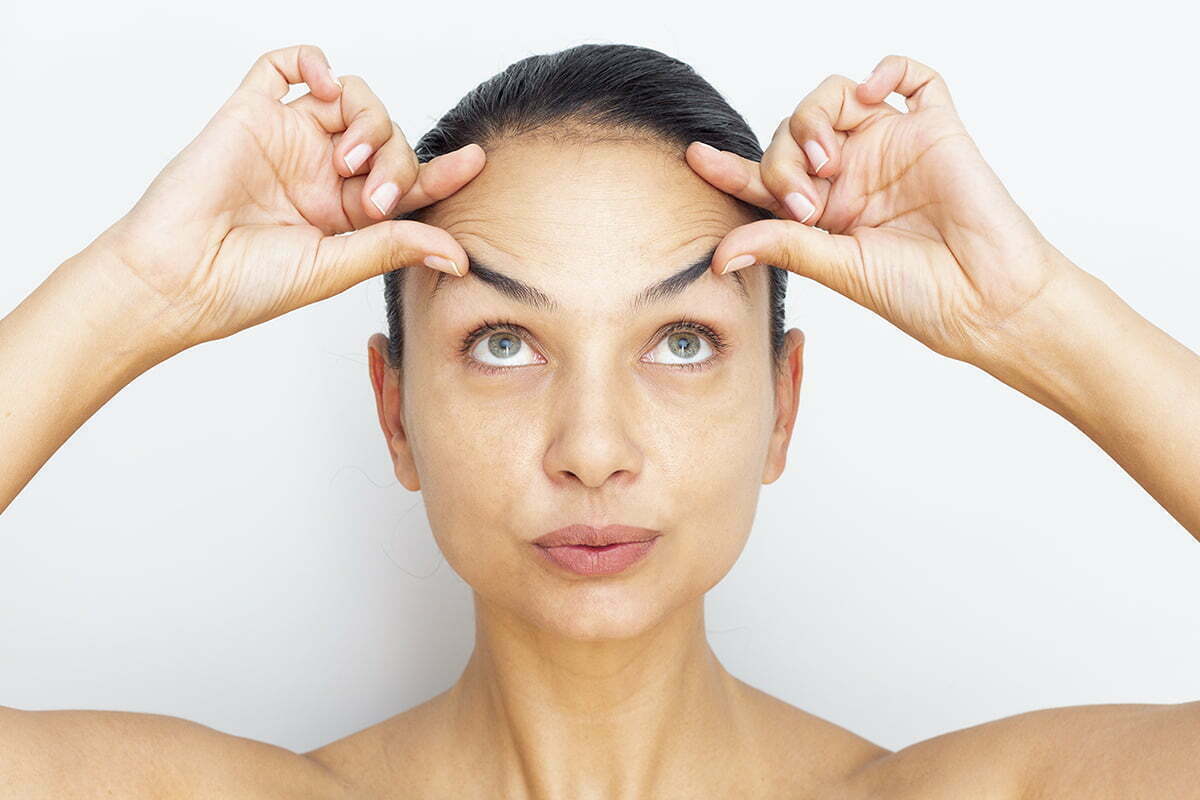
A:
90,43,481,358
687,54,1083,368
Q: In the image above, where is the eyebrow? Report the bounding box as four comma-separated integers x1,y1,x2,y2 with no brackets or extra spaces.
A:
426,244,750,313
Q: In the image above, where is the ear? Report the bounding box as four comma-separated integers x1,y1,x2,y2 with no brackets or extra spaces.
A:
367,333,420,491
762,328,805,485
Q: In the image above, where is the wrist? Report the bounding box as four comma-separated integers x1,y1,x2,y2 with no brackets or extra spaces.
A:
53,240,190,378
973,250,1131,424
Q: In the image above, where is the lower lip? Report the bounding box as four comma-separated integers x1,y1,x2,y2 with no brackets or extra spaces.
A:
534,538,658,576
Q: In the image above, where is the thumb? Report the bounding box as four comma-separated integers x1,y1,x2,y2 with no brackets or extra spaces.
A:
310,219,467,299
713,218,866,306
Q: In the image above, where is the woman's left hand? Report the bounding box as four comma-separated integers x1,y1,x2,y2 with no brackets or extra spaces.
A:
686,54,1086,369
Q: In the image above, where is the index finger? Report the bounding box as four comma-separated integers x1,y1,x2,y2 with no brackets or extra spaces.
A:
684,142,789,217
237,43,343,103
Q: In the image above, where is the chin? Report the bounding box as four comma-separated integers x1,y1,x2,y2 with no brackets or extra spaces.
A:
499,577,681,642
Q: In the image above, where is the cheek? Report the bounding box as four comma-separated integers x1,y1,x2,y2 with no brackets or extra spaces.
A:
655,379,774,590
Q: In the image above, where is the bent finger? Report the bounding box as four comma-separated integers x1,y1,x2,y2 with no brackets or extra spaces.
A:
788,73,899,182
858,53,957,113
759,116,834,225
336,142,486,229
356,120,422,219
331,75,402,179
238,43,342,103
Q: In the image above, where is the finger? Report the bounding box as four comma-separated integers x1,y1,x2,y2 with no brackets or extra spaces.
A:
684,142,790,217
329,75,402,181
787,73,900,182
285,72,392,139
712,218,867,308
237,43,342,103
858,54,956,113
311,220,470,303
391,142,487,216
285,90,345,134
337,142,486,227
351,119,421,220
758,116,834,225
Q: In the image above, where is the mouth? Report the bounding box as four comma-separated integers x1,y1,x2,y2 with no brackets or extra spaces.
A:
533,538,659,576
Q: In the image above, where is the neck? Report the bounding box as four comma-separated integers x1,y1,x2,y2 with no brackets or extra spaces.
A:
445,591,750,798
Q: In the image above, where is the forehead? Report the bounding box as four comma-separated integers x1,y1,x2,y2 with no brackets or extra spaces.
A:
407,136,766,316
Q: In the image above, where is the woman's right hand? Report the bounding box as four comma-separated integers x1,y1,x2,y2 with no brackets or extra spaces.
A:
90,43,481,359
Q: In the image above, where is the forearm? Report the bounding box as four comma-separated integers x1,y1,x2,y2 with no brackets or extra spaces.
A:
981,251,1200,542
0,246,178,514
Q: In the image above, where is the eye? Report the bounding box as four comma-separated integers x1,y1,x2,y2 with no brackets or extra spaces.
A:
461,320,545,373
642,320,726,371
458,317,728,375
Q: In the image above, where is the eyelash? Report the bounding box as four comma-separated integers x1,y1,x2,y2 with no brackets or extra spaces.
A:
457,316,729,376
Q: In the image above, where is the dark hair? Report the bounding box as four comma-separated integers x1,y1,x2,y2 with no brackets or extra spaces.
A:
383,42,788,374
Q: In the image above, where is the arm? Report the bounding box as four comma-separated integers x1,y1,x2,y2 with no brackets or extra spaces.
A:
685,54,1200,542
0,244,179,515
980,246,1200,543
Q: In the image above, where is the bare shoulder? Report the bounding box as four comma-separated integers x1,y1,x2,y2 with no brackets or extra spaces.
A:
0,704,350,799
840,700,1200,800
302,690,453,798
727,677,893,795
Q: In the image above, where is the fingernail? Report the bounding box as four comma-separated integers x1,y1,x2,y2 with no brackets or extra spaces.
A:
721,254,757,275
344,142,373,173
370,182,399,216
327,66,342,88
803,140,829,173
424,254,461,277
783,192,816,224
693,141,719,155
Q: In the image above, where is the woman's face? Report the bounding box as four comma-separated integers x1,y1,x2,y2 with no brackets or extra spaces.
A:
367,135,805,640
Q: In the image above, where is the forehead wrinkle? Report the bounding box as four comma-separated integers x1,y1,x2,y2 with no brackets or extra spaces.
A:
425,245,750,313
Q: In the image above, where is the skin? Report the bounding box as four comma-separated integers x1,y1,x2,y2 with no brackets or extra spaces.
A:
1,44,1199,799
354,133,822,797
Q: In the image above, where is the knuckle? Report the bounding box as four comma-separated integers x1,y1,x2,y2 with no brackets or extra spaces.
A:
380,142,420,186
816,73,844,90
785,115,823,157
788,107,820,132
758,158,793,195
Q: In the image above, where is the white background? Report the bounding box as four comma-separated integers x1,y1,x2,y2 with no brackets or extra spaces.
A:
2,0,1197,756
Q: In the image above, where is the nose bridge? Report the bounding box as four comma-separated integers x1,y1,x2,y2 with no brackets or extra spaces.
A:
542,356,644,488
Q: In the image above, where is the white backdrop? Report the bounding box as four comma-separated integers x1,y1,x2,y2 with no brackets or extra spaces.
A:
2,0,1197,756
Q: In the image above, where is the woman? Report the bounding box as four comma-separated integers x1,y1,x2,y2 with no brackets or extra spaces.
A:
1,41,1196,799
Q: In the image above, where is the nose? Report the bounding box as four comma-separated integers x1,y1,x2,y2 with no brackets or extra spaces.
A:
542,370,644,489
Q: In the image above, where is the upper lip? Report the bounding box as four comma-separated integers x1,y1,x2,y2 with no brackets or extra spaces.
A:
534,524,661,548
